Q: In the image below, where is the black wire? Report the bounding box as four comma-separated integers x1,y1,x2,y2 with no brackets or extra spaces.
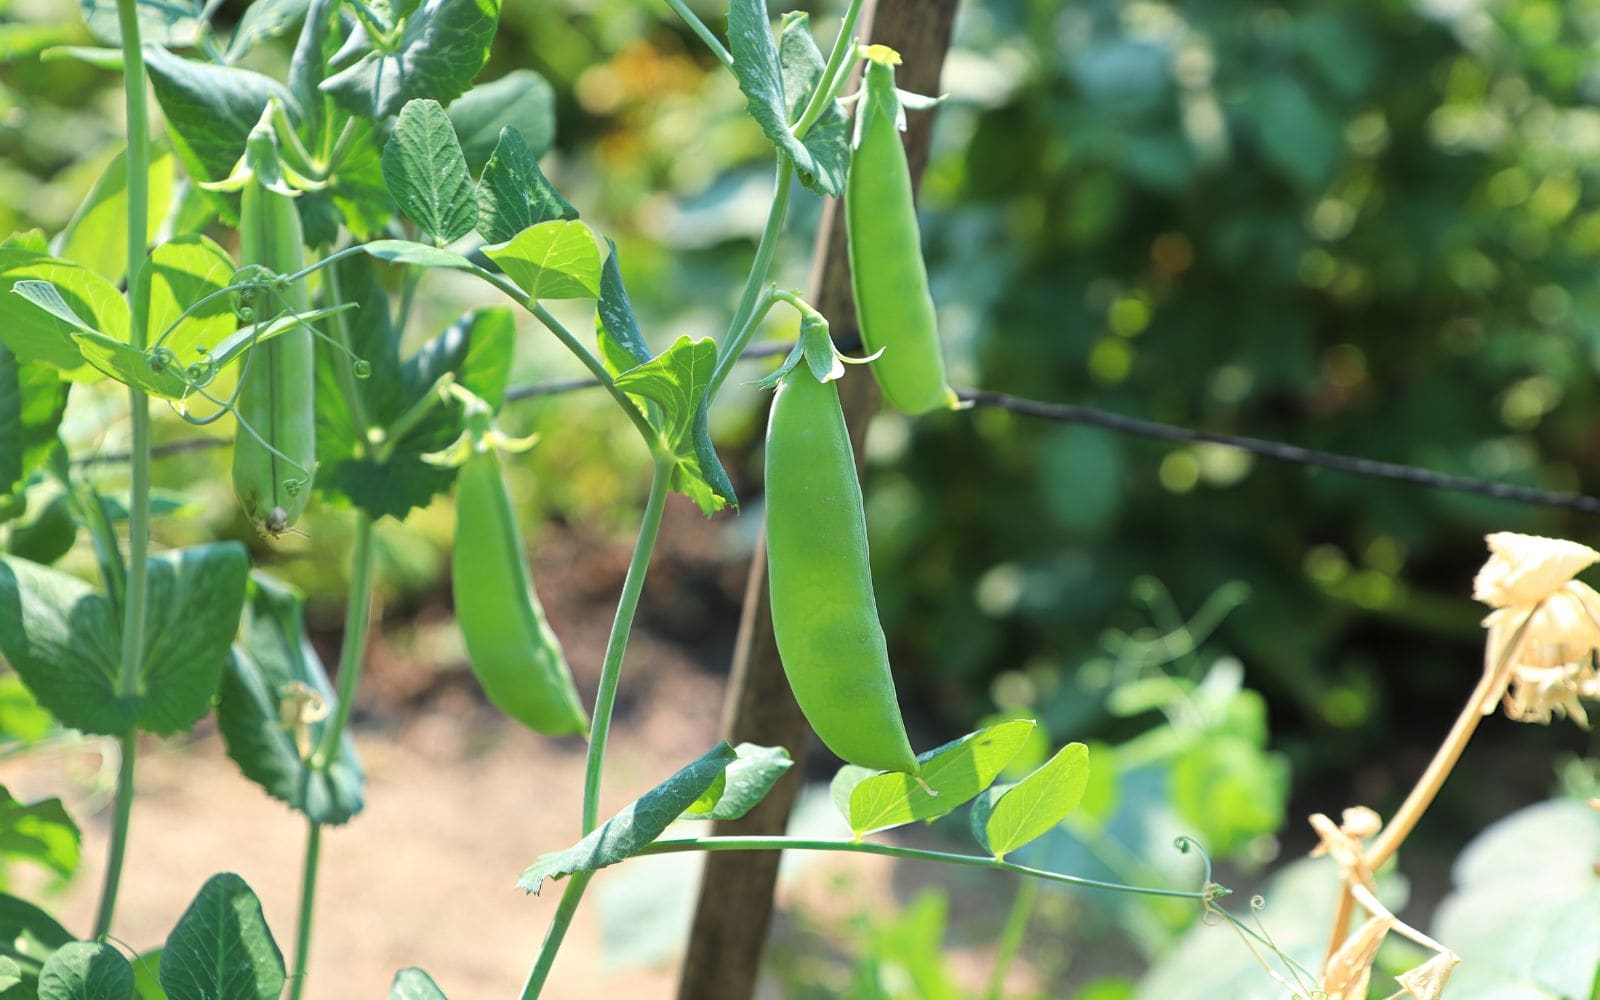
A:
77,345,1600,517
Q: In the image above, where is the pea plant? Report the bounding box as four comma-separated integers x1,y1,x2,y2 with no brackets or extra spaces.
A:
0,0,1223,996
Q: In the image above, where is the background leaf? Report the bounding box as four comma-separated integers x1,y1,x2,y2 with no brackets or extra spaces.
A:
144,48,299,195
0,788,79,884
51,147,174,285
321,0,500,118
448,70,555,174
389,968,448,999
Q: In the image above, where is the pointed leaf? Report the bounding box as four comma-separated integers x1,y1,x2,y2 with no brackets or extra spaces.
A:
321,0,500,118
0,787,79,882
0,543,248,736
37,941,133,1000
144,47,300,192
981,741,1089,858
141,235,238,369
483,220,600,301
382,99,477,244
848,720,1035,835
518,742,738,895
390,968,448,999
52,147,174,285
612,336,730,514
682,743,792,821
217,575,365,825
448,70,556,174
727,0,846,196
160,874,284,1000
79,0,201,46
226,0,312,60
475,127,576,244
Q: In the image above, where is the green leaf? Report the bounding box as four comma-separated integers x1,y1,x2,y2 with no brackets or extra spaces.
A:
518,742,739,895
612,336,731,515
315,257,514,519
144,47,300,194
474,127,577,245
0,249,129,376
141,235,237,369
287,0,341,143
0,674,54,748
977,742,1089,858
0,23,81,63
776,12,849,196
160,874,285,1000
0,787,78,882
389,968,447,999
682,743,792,821
0,892,73,995
0,543,249,736
226,0,311,61
830,764,875,822
322,121,394,241
726,0,847,196
483,219,600,301
382,99,477,245
131,951,163,1000
321,0,500,119
448,70,556,174
37,941,132,1000
80,0,200,46
848,720,1035,835
1246,74,1342,192
0,955,19,991
52,147,174,285
595,240,651,372
0,349,68,519
217,575,365,825
359,239,480,273
1168,736,1288,856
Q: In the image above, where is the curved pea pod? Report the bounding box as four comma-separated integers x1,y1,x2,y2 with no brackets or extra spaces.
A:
231,123,316,535
764,363,919,775
452,441,588,737
844,45,958,416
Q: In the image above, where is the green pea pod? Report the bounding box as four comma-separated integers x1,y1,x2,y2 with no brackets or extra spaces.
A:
452,441,588,737
765,364,919,775
844,45,958,416
232,123,316,535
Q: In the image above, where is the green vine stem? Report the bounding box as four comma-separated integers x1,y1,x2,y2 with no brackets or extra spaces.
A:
288,821,322,1000
664,0,734,68
639,837,1221,902
707,158,795,404
94,0,154,941
984,878,1038,1000
520,453,674,999
791,0,866,139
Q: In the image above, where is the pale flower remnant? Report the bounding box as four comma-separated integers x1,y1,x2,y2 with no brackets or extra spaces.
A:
1474,532,1600,728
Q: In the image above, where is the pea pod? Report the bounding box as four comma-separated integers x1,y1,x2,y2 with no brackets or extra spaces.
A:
452,435,588,737
231,121,316,535
765,362,919,775
844,45,958,416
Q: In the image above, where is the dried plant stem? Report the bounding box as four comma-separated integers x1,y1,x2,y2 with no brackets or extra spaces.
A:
1321,605,1539,968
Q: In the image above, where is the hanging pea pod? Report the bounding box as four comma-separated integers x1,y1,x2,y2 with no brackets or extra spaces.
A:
844,45,958,416
762,314,920,776
227,109,317,535
434,389,588,737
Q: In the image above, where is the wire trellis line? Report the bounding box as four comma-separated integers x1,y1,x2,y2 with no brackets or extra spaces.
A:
80,341,1600,516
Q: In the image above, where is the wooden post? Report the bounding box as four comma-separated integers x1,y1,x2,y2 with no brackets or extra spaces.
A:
676,2,961,997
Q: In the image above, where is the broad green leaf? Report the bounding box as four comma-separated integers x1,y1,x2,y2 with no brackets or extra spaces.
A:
287,0,340,143
483,220,600,301
726,0,846,197
0,787,78,882
978,742,1089,858
848,720,1035,835
322,121,394,241
160,874,285,1000
314,258,513,518
0,674,54,747
682,743,792,821
37,941,132,1000
144,47,300,194
141,235,237,368
595,240,651,373
684,772,727,819
382,99,477,245
830,764,875,822
359,240,480,274
390,968,447,999
1168,736,1288,855
612,336,730,515
776,12,849,196
0,349,68,519
217,575,365,825
80,0,200,46
321,0,500,119
518,742,739,895
0,543,248,736
0,955,19,990
474,127,576,245
131,951,164,1000
226,0,311,60
1247,74,1342,192
448,70,555,174
52,147,174,284
0,892,73,994
0,249,128,376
